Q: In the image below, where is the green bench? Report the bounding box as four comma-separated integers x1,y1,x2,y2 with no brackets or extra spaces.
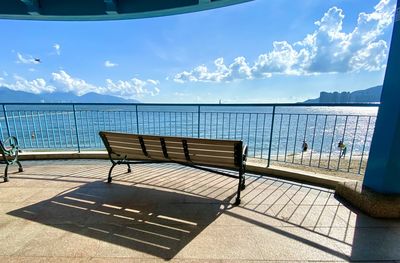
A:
99,131,248,205
1,136,23,182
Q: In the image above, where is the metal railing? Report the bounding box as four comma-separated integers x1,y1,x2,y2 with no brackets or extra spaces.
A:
0,103,379,175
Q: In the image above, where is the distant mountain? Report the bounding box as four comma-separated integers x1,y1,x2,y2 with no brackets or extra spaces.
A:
0,87,140,103
303,85,382,104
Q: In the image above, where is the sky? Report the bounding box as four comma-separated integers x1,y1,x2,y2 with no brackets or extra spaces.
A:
0,0,396,103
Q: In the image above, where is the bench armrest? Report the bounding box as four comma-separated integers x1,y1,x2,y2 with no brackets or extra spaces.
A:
242,144,248,162
1,136,20,164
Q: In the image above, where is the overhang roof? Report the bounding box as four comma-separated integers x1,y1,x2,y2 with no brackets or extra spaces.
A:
0,0,252,21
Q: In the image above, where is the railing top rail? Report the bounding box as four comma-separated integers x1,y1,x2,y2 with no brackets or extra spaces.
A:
0,102,380,107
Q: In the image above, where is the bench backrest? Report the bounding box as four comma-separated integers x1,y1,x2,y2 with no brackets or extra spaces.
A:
99,131,244,169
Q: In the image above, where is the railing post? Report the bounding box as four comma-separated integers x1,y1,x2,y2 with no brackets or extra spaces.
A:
135,104,139,133
2,104,11,138
72,104,80,152
267,106,276,167
197,105,201,138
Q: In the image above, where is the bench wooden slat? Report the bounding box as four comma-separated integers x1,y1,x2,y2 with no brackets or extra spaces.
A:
107,137,235,152
102,132,240,146
111,144,235,158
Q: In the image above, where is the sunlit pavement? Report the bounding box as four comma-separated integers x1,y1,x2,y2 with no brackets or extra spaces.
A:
1,160,399,262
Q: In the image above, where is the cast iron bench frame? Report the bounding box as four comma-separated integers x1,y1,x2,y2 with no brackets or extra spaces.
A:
1,136,23,182
99,131,247,205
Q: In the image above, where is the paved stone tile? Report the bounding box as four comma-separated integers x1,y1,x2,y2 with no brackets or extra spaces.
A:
330,227,400,261
0,221,44,256
174,226,264,260
249,225,349,261
1,160,399,262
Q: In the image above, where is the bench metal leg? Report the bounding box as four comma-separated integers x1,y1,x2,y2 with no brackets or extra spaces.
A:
241,176,246,190
127,163,131,173
3,164,9,182
234,171,243,205
108,163,117,183
17,161,23,173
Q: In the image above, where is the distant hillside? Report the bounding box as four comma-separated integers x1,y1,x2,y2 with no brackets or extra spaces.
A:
0,87,140,103
303,85,382,104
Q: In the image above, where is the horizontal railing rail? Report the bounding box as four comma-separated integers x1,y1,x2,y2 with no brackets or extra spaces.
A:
0,102,379,175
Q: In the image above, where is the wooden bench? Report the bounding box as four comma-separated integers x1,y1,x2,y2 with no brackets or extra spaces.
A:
1,136,23,182
99,131,248,205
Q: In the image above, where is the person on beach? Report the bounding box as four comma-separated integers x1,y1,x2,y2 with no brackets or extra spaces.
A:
302,140,308,152
338,140,347,158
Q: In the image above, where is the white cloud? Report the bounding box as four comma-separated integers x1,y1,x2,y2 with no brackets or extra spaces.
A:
0,75,55,94
16,53,40,65
104,60,118,67
0,70,160,100
174,0,395,83
52,70,159,99
53,44,61,55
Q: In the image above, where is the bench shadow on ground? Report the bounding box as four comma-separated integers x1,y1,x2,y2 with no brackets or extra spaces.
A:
7,179,229,260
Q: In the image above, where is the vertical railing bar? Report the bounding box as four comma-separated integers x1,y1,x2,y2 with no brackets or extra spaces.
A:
197,106,201,138
180,112,183,136
162,111,165,135
83,111,91,148
96,110,101,147
253,113,259,157
63,110,71,148
91,111,97,147
24,111,34,149
222,113,225,139
168,112,171,135
78,111,85,148
228,113,231,139
203,112,207,138
135,105,139,134
292,114,300,163
260,113,267,159
276,113,283,161
18,111,28,148
216,112,219,139
337,115,349,171
11,112,19,144
173,112,176,136
42,111,51,148
347,116,360,172
284,114,292,163
234,113,238,140
211,112,214,138
68,110,75,148
190,112,193,137
158,111,161,135
358,116,371,175
300,114,309,165
153,111,157,135
72,104,80,152
2,105,11,137
29,111,36,148
37,110,45,149
247,113,252,151
327,115,338,169
318,115,328,168
267,106,276,167
309,115,318,167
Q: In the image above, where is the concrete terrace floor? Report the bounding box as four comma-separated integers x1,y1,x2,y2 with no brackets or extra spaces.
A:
1,160,400,263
